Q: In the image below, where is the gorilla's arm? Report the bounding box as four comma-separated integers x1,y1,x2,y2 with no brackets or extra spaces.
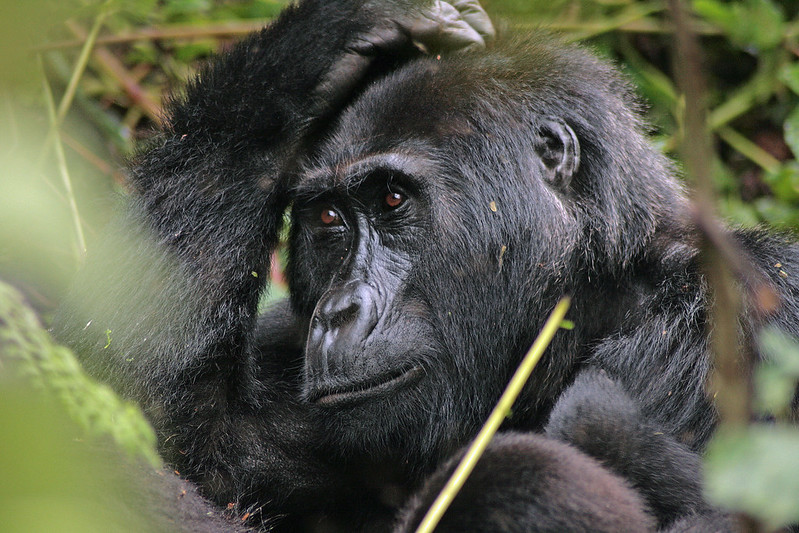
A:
396,368,727,533
396,431,657,532
51,0,492,522
545,368,728,530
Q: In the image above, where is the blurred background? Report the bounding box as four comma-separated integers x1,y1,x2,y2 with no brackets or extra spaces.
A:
1,0,798,531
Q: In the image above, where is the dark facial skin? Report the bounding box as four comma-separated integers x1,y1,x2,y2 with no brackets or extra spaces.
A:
293,155,431,405
288,147,459,471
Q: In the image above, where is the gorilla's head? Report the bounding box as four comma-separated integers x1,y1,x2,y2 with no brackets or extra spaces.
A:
285,33,689,468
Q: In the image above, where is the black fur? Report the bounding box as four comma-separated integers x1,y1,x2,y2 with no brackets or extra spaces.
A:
546,368,709,529
52,0,799,531
396,432,657,532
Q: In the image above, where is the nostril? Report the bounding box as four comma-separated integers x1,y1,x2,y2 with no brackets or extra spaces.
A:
311,281,378,333
326,300,359,329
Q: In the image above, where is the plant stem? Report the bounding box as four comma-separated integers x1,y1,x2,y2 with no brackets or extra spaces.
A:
39,55,87,258
717,126,781,173
56,8,109,125
414,297,572,533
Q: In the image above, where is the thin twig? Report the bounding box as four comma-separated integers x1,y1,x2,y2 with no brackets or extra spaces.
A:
415,298,572,533
56,9,109,125
668,0,750,425
33,20,271,51
61,131,125,183
669,6,775,530
38,4,110,166
39,55,87,259
65,20,163,124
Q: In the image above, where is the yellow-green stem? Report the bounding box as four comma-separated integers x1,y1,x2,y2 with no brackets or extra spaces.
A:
57,6,110,125
414,297,572,533
717,126,781,174
39,55,87,257
40,4,110,157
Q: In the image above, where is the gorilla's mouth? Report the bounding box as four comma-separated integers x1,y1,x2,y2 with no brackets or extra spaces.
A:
311,366,424,406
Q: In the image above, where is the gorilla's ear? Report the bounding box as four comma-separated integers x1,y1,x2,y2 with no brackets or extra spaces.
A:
534,117,580,189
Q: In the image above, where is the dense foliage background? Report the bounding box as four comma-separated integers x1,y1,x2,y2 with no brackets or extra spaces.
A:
1,0,799,531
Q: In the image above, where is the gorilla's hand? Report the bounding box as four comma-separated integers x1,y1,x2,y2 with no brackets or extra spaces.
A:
371,0,495,51
315,0,494,112
408,0,495,51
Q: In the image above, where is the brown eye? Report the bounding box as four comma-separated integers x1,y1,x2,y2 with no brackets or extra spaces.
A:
320,208,342,226
384,191,404,209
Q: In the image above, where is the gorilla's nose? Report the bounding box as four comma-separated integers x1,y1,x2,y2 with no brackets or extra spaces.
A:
306,281,379,377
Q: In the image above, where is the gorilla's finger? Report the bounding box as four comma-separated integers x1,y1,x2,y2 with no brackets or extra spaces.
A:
451,0,495,41
411,0,486,51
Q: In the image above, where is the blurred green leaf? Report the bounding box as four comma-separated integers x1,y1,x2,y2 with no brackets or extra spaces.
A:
164,0,212,20
127,41,160,65
755,328,799,415
753,196,799,228
764,161,799,202
0,0,79,85
706,425,799,529
174,40,216,62
693,0,785,50
234,0,286,19
0,281,161,467
118,0,159,20
784,105,799,159
780,63,799,96
718,196,762,227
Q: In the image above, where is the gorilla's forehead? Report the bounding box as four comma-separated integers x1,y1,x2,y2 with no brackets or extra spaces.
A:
296,149,442,195
334,60,474,143
296,60,481,193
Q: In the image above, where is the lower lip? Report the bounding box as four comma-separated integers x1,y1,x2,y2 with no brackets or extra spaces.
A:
314,366,424,406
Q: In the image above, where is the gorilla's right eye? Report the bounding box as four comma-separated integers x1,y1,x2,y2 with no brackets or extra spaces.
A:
384,191,405,210
320,207,343,226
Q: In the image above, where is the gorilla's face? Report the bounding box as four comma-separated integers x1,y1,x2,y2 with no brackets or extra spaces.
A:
290,151,439,406
286,59,582,462
289,145,458,461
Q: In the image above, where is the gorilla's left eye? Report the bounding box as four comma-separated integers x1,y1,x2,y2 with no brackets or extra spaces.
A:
320,207,343,226
384,191,405,210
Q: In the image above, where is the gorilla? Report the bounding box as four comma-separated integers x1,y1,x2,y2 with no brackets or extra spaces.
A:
52,0,799,531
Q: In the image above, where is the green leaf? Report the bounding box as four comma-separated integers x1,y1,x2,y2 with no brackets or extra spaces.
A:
705,425,799,528
755,327,799,414
764,161,799,202
784,105,799,159
693,0,785,50
779,63,799,96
